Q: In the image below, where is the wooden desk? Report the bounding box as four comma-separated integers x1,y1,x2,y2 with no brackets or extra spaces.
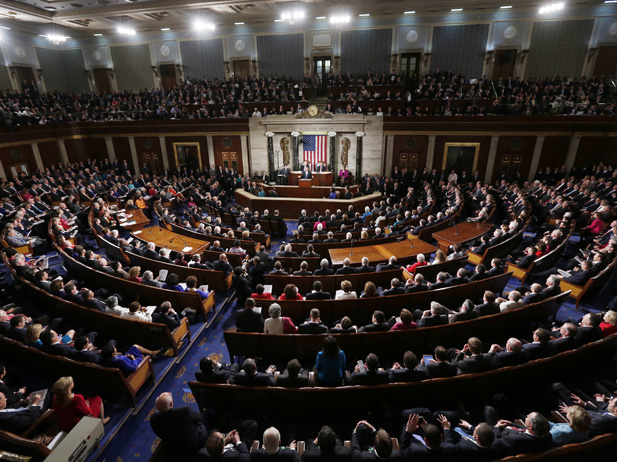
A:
432,222,494,253
235,189,379,219
132,226,209,256
258,182,360,198
289,171,333,186
119,208,150,232
329,234,436,266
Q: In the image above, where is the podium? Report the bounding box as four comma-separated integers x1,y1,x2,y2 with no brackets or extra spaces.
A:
298,179,312,189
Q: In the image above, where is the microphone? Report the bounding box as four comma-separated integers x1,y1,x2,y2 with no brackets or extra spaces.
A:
149,225,154,234
350,238,354,256
454,223,459,236
169,234,176,245
410,237,414,248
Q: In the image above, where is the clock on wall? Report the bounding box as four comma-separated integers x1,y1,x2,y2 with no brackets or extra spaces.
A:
504,25,518,40
307,105,319,117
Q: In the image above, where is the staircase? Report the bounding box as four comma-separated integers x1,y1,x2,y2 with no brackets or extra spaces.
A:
313,96,328,110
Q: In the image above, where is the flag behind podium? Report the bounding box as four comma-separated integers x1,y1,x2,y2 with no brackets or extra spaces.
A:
303,134,328,167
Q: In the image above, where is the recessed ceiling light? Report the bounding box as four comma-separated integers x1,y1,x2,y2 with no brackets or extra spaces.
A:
539,2,565,14
93,33,103,36
451,8,464,12
234,22,244,25
315,16,326,20
604,1,617,3
117,26,136,36
359,13,370,17
500,5,513,8
404,11,416,14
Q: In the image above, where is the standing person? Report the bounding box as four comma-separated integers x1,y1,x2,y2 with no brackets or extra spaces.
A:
314,336,346,387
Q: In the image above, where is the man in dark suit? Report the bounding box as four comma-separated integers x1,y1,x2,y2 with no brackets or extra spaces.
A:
275,359,312,388
305,281,332,300
420,346,457,378
446,268,469,286
298,309,328,334
521,284,546,305
359,311,390,332
474,291,500,317
522,328,552,360
5,315,27,343
489,337,529,368
484,408,552,455
150,392,208,457
231,358,275,386
454,337,495,374
442,420,500,461
382,278,405,296
514,247,537,269
417,302,450,327
347,354,390,386
335,258,356,275
400,416,457,461
355,257,375,273
40,329,77,357
144,242,160,260
449,299,478,323
388,351,426,383
429,272,451,290
269,261,289,276
251,426,299,461
351,420,401,461
562,260,594,286
195,357,233,384
469,264,491,282
213,253,233,276
0,392,44,434
301,166,312,179
292,261,312,276
577,313,602,344
315,259,334,276
548,322,579,354
235,298,264,333
323,232,339,244
302,425,352,462
377,256,400,272
404,274,427,293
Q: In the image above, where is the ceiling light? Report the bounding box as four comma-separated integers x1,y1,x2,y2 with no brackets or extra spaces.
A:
44,34,69,44
274,19,283,22
500,5,513,8
0,26,11,30
329,15,351,24
193,20,215,31
451,8,463,12
359,13,370,17
93,33,103,36
117,26,136,36
604,1,617,3
234,22,244,25
281,11,305,21
404,11,416,14
315,16,326,20
160,27,170,31
539,2,564,14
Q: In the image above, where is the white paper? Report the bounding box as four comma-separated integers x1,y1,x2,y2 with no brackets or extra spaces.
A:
145,305,157,315
199,285,209,292
179,282,187,290
158,269,168,281
182,246,193,252
264,285,273,294
126,237,134,244
253,307,262,314
133,230,143,235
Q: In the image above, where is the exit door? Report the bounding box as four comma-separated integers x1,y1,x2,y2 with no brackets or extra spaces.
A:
313,56,331,96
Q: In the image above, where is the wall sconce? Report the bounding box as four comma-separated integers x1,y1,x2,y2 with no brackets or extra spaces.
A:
151,66,159,77
485,50,494,64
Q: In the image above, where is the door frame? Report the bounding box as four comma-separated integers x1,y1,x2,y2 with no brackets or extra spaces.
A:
92,67,113,93
158,61,179,90
491,46,520,81
230,57,252,81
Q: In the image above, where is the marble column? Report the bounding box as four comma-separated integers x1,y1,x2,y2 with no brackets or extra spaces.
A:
266,133,275,181
564,136,581,174
158,136,170,171
292,133,300,171
484,136,499,184
426,135,436,171
57,139,69,165
127,136,141,175
528,136,545,182
105,137,116,162
355,132,364,181
328,132,336,182
32,143,44,171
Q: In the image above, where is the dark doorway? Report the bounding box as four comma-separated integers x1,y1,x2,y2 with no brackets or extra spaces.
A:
233,59,251,81
492,49,518,81
313,56,331,97
400,52,421,84
593,46,617,78
16,66,37,93
93,68,112,93
159,64,177,91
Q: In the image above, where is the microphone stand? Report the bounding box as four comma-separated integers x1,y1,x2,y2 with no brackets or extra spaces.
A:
454,222,459,236
350,238,354,256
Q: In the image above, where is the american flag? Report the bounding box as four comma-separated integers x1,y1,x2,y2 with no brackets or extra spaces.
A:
303,134,328,167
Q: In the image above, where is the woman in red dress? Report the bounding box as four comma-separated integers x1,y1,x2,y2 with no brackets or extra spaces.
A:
52,376,110,432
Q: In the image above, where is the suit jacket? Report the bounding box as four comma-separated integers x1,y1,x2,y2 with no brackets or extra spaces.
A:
522,292,546,305
275,374,311,388
443,428,501,461
347,370,389,386
305,291,332,300
302,441,352,462
377,263,400,272
197,441,250,461
589,411,617,437
43,342,77,358
6,327,26,343
195,364,232,384
355,265,376,274
251,447,298,461
0,406,44,434
351,431,402,461
522,342,551,361
548,336,579,354
422,361,457,379
456,353,495,374
297,322,328,334
516,254,537,269
383,287,405,297
235,308,264,333
388,368,426,383
314,268,334,276
358,322,390,333
400,430,457,461
213,260,233,275
491,350,529,368
335,267,356,275
565,269,593,286
231,371,274,387
475,302,500,317
417,315,448,328
493,427,552,455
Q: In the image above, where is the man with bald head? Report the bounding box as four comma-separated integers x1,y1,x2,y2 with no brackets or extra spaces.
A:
150,391,208,457
489,338,529,368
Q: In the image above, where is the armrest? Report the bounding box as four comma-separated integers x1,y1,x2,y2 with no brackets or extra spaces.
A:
550,410,568,424
21,409,56,438
297,441,305,458
251,440,259,452
344,440,351,450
